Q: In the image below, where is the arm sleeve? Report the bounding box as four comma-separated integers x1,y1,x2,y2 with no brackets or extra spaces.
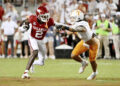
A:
48,18,54,27
72,25,86,32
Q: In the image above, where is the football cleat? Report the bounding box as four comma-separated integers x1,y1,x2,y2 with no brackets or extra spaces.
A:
87,72,98,80
30,60,44,73
21,73,30,79
79,61,88,74
33,60,44,66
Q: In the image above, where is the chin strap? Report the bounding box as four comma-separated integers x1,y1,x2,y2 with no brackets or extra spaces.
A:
45,22,48,29
37,18,48,29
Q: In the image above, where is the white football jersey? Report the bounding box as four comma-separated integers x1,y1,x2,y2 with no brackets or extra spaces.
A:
71,21,93,42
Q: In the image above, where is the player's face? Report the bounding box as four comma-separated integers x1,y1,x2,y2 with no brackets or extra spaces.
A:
70,16,76,24
38,13,50,22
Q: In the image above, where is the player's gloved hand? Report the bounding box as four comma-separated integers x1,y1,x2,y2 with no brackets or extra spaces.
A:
22,22,29,31
56,25,63,30
55,22,70,30
54,22,64,30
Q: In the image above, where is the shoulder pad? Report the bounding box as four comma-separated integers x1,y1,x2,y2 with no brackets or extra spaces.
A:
48,18,54,27
29,15,37,23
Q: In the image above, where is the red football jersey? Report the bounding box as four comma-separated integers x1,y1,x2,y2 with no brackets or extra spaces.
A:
29,15,54,40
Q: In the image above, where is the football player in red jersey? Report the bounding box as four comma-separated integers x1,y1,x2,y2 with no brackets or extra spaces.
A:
21,6,54,79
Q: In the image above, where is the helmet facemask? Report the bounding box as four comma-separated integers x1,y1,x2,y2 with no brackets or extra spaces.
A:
38,13,50,22
36,6,50,23
70,15,78,24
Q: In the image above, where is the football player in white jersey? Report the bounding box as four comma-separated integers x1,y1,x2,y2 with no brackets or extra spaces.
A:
56,10,100,80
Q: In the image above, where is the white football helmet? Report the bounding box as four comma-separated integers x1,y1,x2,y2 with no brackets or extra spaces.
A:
70,10,84,23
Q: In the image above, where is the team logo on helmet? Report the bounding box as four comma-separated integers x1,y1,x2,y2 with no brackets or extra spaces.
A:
70,10,84,23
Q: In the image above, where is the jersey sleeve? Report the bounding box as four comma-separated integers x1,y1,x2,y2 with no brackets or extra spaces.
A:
71,21,88,32
75,25,85,30
48,18,54,27
28,15,33,23
28,15,35,23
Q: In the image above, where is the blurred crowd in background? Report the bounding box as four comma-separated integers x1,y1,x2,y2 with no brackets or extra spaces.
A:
0,0,120,59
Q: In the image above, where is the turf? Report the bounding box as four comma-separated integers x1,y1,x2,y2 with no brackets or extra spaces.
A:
0,58,120,86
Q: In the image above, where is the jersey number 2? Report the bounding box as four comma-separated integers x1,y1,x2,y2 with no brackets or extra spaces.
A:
35,30,43,38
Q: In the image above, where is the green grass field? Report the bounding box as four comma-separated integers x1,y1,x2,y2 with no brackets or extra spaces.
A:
0,58,120,86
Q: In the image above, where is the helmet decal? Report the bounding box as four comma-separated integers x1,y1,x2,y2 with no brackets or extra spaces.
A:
70,10,84,23
37,9,41,13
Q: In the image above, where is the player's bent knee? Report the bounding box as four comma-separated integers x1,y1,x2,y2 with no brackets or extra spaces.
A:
89,58,96,62
33,50,38,57
71,54,77,59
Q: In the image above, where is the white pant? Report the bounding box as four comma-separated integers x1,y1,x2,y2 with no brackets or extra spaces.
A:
33,51,45,65
28,36,47,62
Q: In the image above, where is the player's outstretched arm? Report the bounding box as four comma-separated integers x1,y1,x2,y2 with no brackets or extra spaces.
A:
55,22,86,32
72,26,86,32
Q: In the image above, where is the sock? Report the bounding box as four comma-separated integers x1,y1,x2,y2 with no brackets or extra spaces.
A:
24,70,29,74
93,71,98,74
